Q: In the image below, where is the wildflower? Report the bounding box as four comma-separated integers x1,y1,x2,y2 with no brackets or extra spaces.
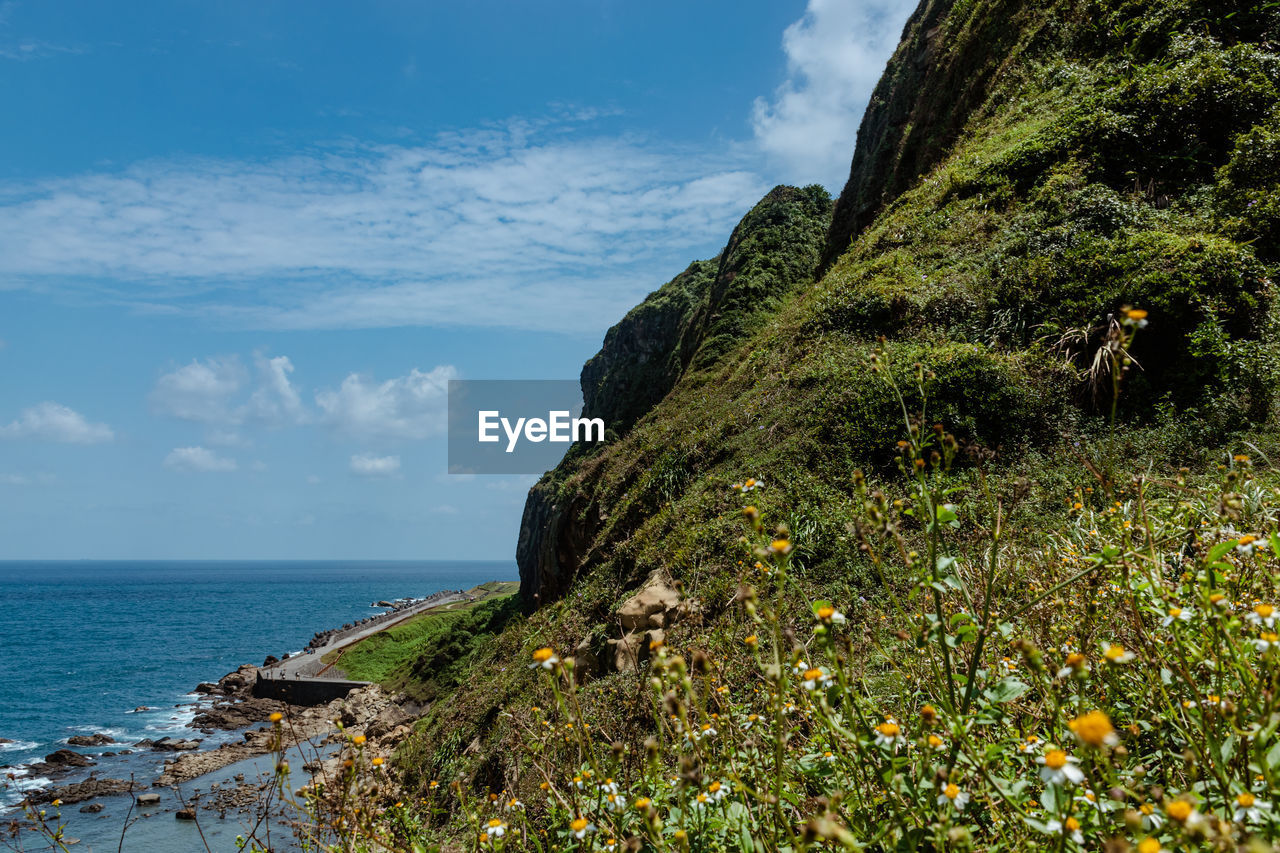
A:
1101,642,1135,664
599,778,619,796
569,817,595,839
604,792,625,812
743,634,758,648
1136,839,1164,853
815,605,846,624
927,734,945,751
1138,803,1164,830
1069,710,1118,747
1234,792,1272,823
1075,789,1105,812
1125,308,1149,327
1247,603,1277,628
269,712,284,723
1018,735,1042,754
1237,534,1261,555
1038,749,1085,785
821,749,836,763
428,780,439,790
371,757,384,767
800,666,832,691
1165,800,1194,824
530,647,560,670
1161,606,1193,626
743,713,761,730
51,799,62,807
604,839,618,852
920,704,938,725
770,538,793,554
1057,653,1088,678
486,819,507,838
504,798,524,812
1209,593,1229,609
352,734,367,745
634,797,651,811
1253,631,1280,652
873,719,906,749
1043,817,1084,844
706,780,731,802
936,782,970,810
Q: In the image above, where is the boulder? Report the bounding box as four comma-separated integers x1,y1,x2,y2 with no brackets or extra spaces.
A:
175,809,197,821
44,749,94,768
616,583,680,632
194,682,220,695
136,793,161,806
79,803,104,814
67,733,114,747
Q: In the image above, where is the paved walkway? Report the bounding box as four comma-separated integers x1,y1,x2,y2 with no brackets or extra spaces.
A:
264,592,469,680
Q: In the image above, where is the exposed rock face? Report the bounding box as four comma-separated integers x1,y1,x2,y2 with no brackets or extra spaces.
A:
517,185,833,608
66,733,114,746
580,259,717,432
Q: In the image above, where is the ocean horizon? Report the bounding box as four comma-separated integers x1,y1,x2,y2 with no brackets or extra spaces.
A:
0,560,517,810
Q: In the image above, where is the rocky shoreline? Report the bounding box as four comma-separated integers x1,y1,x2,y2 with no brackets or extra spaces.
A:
11,608,423,821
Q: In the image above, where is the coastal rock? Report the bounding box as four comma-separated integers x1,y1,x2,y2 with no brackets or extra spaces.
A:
67,733,115,747
79,803,104,814
194,682,220,695
131,706,150,713
0,737,12,744
43,749,94,768
28,777,141,805
150,737,201,752
175,809,197,821
616,582,680,631
136,793,161,806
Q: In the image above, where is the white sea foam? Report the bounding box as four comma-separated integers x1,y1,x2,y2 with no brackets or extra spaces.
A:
0,739,36,753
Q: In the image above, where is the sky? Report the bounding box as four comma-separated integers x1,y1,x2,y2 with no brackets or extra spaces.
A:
0,0,918,559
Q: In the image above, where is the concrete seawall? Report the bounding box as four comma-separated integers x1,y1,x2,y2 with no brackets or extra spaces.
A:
252,674,370,705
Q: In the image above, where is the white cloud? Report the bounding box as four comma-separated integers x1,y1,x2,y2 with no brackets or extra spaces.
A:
350,453,401,478
151,353,306,427
316,365,456,440
752,0,918,188
150,358,244,424
0,402,113,443
246,354,306,425
164,446,238,473
0,120,767,332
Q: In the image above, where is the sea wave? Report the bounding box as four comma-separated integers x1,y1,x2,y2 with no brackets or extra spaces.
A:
0,739,37,753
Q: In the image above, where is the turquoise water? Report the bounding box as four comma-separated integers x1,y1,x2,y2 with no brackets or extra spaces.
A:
0,561,515,819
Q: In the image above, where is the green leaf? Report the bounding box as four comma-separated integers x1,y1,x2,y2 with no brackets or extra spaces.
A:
986,677,1030,704
1207,540,1237,565
1266,739,1280,770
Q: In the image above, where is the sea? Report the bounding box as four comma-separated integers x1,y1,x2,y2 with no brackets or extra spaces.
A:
0,560,517,851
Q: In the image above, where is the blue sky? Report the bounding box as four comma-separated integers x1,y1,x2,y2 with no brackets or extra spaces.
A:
0,0,916,559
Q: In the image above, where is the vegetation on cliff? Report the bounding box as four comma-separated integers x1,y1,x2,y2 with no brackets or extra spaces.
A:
269,0,1280,848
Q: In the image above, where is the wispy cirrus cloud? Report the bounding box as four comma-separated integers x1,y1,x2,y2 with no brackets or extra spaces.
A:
0,120,767,333
350,453,401,478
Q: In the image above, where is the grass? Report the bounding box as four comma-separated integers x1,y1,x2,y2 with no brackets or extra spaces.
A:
322,582,520,689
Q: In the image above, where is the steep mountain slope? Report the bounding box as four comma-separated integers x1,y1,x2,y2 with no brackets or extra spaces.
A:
389,0,1280,825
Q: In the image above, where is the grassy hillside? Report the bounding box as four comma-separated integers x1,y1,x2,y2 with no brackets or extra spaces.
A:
305,0,1280,849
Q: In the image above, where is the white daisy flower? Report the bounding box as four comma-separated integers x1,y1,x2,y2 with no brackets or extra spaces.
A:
1253,631,1280,652
1234,792,1272,823
800,666,832,691
1043,817,1084,845
1037,749,1085,785
1160,605,1193,627
1247,603,1277,629
936,782,970,810
873,719,906,750
569,817,595,839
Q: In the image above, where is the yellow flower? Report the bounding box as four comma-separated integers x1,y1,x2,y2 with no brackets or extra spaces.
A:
1069,710,1117,747
371,757,384,766
634,797,651,810
269,712,284,723
352,734,366,745
1166,800,1192,822
1137,839,1161,853
530,647,559,669
1126,309,1148,320
743,634,758,647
